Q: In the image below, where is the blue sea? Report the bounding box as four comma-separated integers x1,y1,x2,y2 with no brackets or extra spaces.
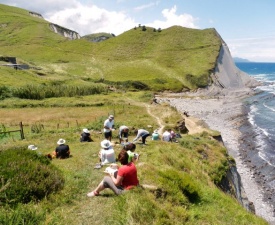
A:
236,62,275,168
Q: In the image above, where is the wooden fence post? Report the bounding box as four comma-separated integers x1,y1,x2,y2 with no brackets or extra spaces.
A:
19,122,25,140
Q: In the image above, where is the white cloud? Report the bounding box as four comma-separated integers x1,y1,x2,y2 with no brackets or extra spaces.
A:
227,36,275,62
134,1,160,11
146,5,198,30
44,3,136,36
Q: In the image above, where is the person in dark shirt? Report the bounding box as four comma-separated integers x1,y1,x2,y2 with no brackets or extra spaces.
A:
54,138,70,159
80,128,92,142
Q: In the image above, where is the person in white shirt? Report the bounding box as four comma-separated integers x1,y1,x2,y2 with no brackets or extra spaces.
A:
99,140,116,165
118,125,129,143
103,115,115,141
133,129,150,145
162,130,172,142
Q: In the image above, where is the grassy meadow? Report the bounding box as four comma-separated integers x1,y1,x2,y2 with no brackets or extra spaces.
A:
0,93,268,225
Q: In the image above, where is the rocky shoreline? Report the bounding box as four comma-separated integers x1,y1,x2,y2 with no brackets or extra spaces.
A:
156,89,275,225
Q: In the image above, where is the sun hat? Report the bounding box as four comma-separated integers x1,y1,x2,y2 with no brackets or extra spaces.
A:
83,128,90,133
28,145,38,150
109,115,114,119
57,138,66,145
101,140,111,149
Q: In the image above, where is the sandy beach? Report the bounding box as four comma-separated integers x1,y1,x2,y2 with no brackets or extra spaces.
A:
157,90,275,225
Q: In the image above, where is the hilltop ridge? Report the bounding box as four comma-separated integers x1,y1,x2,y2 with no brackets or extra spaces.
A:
0,4,219,93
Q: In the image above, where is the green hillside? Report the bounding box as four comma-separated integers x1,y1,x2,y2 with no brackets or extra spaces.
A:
0,4,269,225
0,4,221,94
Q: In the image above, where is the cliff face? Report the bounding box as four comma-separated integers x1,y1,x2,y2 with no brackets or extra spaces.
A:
212,42,260,89
49,23,81,40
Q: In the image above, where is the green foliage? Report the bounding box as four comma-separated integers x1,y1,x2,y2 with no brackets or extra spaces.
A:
0,86,12,100
0,148,64,206
159,169,200,204
0,4,221,92
0,203,46,225
12,84,106,100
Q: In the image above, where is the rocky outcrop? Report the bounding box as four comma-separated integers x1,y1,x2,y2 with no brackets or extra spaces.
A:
49,23,81,40
29,11,43,19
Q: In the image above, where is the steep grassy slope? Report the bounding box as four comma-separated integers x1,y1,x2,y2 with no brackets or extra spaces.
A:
0,4,221,92
0,94,268,225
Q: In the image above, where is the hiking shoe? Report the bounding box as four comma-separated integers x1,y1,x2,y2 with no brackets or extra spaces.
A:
94,163,102,169
87,191,99,197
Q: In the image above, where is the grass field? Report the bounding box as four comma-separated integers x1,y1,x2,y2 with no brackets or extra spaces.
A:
0,93,268,225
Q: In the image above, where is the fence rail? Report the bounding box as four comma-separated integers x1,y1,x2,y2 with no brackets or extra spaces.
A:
0,122,25,140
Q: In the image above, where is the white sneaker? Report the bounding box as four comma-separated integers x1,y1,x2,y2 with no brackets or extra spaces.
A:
87,191,99,197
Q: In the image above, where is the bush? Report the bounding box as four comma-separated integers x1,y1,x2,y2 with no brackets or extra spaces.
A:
159,169,201,205
0,148,64,206
0,86,12,100
12,84,106,100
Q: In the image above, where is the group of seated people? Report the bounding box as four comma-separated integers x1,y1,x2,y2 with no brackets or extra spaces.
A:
48,121,177,197
151,129,177,142
87,139,139,197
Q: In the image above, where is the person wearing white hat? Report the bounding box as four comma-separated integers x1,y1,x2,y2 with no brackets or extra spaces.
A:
80,128,92,142
53,138,70,159
98,139,116,165
103,115,115,141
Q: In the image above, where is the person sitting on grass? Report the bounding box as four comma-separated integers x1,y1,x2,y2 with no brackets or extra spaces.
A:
80,128,93,142
53,138,70,159
133,128,150,145
99,139,116,165
123,143,139,163
87,149,139,197
151,130,160,140
162,130,172,142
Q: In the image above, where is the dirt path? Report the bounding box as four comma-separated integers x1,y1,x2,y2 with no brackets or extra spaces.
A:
145,104,165,134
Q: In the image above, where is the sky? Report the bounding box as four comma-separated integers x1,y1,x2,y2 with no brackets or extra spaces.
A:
1,0,275,62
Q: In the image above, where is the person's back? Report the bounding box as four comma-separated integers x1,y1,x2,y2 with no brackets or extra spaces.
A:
162,130,171,142
100,148,116,164
55,138,70,159
80,132,92,142
99,139,116,165
151,131,159,140
118,162,139,189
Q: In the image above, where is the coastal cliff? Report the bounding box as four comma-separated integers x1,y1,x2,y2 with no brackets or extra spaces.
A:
156,34,275,223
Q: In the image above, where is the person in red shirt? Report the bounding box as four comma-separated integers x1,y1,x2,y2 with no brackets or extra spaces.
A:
87,150,139,197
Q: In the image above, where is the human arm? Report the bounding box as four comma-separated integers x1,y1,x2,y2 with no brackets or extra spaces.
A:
110,174,123,186
133,130,141,142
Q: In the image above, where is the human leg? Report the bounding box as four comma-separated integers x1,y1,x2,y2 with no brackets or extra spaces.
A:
142,134,150,144
102,176,123,195
87,176,123,197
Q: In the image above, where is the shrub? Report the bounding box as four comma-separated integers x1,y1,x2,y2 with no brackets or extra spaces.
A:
0,86,12,100
0,148,64,206
12,84,106,100
159,169,201,205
